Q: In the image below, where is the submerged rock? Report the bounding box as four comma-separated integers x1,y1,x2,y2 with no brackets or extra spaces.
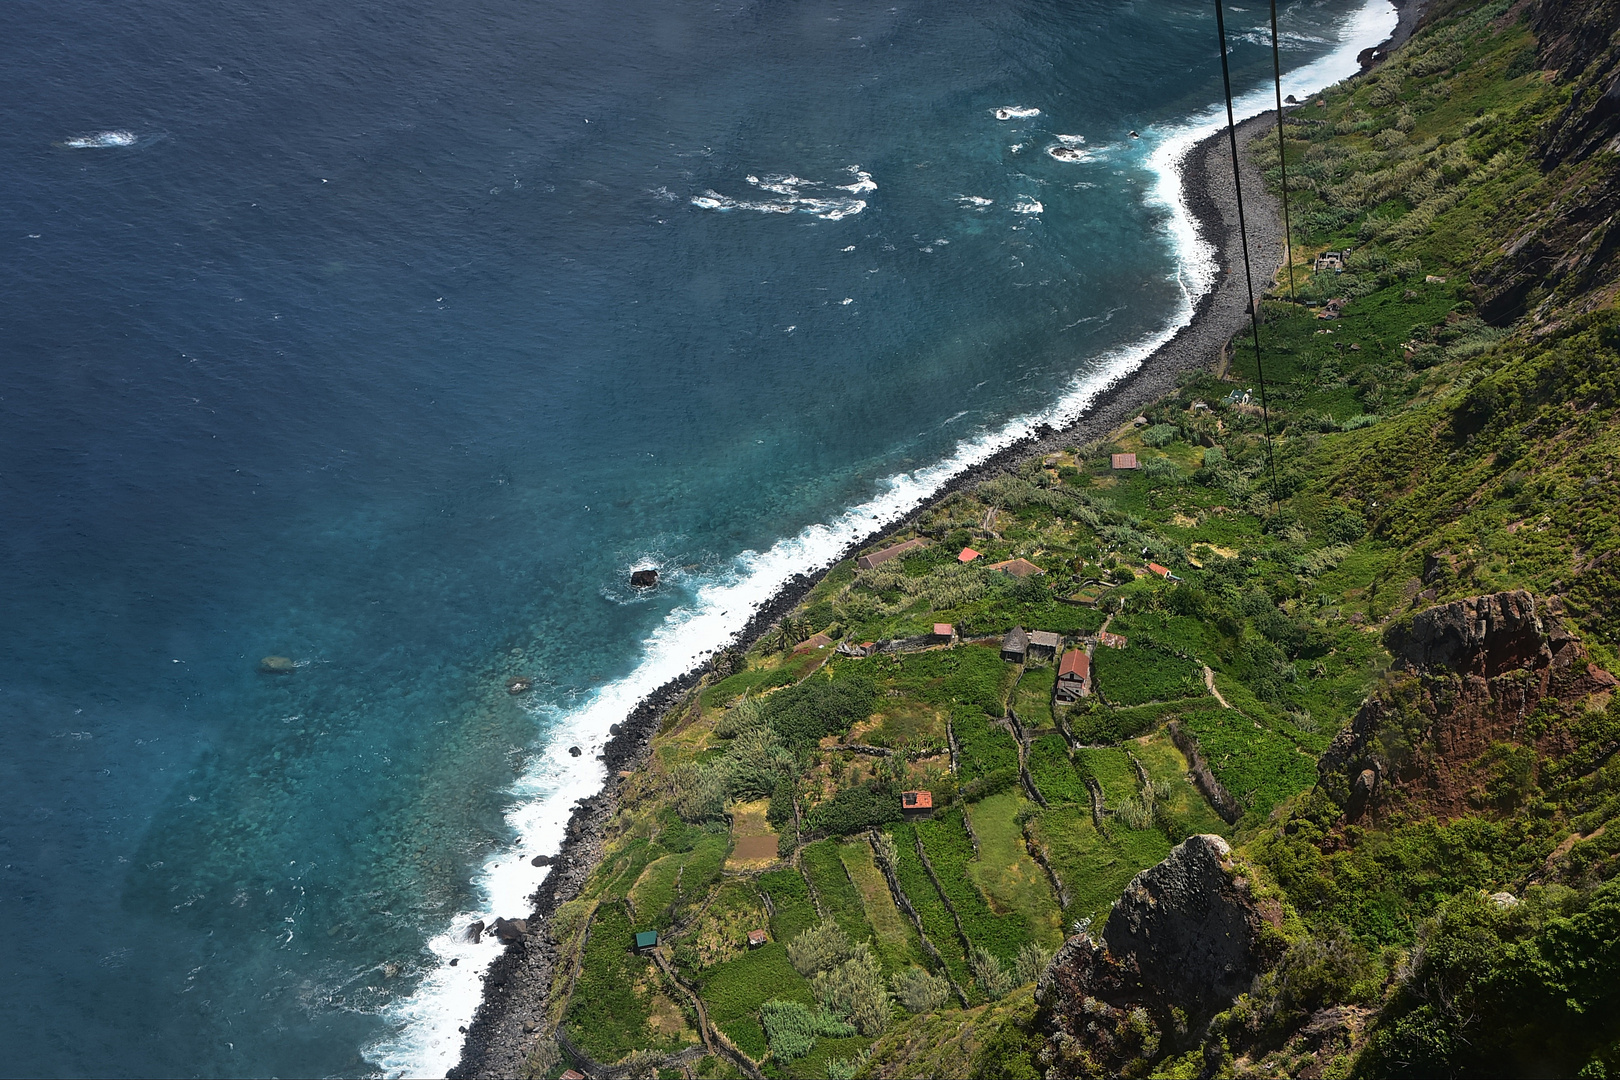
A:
630,568,659,589
259,656,296,674
506,676,533,695
464,920,485,945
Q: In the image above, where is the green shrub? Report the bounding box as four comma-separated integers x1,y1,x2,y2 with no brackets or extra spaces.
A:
1141,423,1178,447
760,999,856,1061
1092,643,1202,706
725,727,796,800
804,780,903,836
1358,884,1620,1078
811,945,892,1034
715,695,766,738
892,966,951,1013
766,676,878,749
787,920,861,978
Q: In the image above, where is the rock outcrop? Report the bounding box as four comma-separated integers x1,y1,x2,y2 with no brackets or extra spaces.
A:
1038,835,1275,1077
1320,592,1616,820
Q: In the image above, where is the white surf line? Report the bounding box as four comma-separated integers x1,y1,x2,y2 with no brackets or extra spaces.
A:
367,2,1396,1075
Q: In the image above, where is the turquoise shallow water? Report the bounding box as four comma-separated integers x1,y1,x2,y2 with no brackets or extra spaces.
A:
0,0,1388,1074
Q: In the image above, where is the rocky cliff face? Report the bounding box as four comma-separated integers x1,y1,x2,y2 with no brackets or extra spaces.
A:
1474,0,1620,322
1532,0,1620,166
1037,835,1277,1078
1320,591,1617,820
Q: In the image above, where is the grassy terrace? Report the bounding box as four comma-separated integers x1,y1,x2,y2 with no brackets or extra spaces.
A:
527,4,1620,1076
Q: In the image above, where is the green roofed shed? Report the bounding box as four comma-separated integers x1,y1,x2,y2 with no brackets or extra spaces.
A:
634,930,659,952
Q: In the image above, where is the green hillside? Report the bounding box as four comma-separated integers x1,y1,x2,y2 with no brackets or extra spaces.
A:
521,3,1620,1076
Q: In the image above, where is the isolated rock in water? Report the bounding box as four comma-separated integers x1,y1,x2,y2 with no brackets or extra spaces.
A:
630,568,659,588
506,676,533,695
464,920,485,945
530,854,552,867
491,917,527,943
568,745,582,757
259,656,296,674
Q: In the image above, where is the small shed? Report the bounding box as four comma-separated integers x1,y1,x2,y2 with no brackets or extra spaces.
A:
901,790,934,815
1111,453,1138,470
634,930,659,953
1147,562,1180,581
856,536,927,570
987,557,1045,579
561,1071,587,1080
932,623,956,643
747,929,768,949
1056,649,1091,701
958,547,981,563
1001,626,1029,663
1027,630,1063,661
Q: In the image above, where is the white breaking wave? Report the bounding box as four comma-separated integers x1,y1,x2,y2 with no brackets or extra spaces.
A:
367,2,1397,1075
994,106,1041,120
838,167,876,194
956,194,994,209
1012,198,1044,215
691,167,873,221
63,130,136,148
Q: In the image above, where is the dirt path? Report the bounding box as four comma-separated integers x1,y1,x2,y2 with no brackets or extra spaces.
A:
1203,665,1232,709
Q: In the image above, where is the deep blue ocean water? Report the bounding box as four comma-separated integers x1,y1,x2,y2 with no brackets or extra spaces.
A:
0,1,1390,1075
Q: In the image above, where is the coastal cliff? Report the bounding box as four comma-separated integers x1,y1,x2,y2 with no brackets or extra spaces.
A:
453,1,1620,1076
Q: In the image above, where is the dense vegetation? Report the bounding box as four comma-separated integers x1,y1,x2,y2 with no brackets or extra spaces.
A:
517,3,1620,1076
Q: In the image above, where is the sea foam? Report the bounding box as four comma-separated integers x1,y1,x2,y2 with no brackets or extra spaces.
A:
62,130,136,148
367,2,1397,1074
690,167,873,220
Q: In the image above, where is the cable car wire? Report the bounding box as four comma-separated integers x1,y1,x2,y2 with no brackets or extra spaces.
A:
1213,0,1280,505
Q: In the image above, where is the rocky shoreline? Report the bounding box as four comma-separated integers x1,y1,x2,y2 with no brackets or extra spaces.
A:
446,109,1291,1078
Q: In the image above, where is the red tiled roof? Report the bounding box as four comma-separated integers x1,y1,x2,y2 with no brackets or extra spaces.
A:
1148,562,1172,578
1111,452,1138,469
747,929,768,945
902,790,934,809
933,623,954,637
958,547,981,563
1058,649,1090,679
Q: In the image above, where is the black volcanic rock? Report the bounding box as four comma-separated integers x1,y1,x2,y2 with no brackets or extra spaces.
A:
630,568,659,588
